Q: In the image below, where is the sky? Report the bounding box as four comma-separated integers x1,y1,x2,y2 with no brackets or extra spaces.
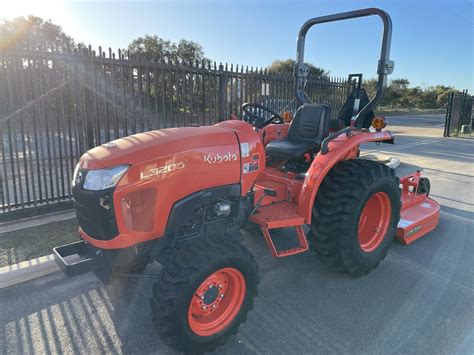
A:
1,0,473,91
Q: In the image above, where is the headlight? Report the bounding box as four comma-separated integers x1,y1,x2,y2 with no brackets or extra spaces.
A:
83,165,129,191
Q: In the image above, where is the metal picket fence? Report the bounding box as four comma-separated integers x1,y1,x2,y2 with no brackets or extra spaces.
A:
444,90,473,137
0,47,351,214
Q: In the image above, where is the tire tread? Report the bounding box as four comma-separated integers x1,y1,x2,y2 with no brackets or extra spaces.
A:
308,159,401,276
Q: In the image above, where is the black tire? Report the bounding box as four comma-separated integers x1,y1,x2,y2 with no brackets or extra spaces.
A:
150,234,259,353
308,159,401,277
416,177,431,196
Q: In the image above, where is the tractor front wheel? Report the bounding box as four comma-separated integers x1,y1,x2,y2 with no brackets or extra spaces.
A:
150,234,259,353
308,159,401,276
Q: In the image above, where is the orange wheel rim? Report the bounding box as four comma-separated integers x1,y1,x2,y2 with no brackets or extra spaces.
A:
188,267,246,336
358,192,392,252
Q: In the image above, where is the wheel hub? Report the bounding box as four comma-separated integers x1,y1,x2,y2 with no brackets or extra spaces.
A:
358,191,392,252
202,284,219,305
188,267,246,336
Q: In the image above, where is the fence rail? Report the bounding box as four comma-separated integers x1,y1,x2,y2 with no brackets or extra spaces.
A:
444,90,473,137
0,47,351,214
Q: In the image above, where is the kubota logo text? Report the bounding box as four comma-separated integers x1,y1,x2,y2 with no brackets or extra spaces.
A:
203,152,238,164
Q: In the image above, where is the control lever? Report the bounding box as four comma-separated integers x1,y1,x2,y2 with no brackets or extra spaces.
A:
250,188,276,215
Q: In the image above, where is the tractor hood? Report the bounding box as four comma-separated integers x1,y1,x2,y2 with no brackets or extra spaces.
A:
79,126,239,170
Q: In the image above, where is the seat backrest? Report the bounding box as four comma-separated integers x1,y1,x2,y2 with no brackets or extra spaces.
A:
288,104,331,144
336,88,374,128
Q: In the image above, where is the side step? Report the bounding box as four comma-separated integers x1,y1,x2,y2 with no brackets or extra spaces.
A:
250,201,308,257
261,226,309,257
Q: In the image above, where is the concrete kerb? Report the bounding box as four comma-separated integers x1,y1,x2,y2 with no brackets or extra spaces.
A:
0,254,59,289
0,210,76,289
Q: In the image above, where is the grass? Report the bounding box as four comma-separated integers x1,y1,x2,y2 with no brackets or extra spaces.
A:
0,219,78,268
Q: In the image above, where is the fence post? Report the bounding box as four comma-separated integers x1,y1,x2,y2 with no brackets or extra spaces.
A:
444,91,453,137
218,63,226,121
79,47,95,150
470,94,473,132
459,89,468,133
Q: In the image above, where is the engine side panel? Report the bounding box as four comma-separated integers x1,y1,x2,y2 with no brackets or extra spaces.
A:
215,120,265,195
80,141,241,249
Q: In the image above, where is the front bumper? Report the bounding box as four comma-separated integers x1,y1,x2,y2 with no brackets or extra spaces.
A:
53,238,155,283
53,240,105,277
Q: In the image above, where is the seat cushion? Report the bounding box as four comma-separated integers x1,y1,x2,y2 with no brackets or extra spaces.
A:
265,104,331,161
266,139,320,160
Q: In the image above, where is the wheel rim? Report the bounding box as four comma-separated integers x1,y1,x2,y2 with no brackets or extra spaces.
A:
188,267,246,336
358,192,392,252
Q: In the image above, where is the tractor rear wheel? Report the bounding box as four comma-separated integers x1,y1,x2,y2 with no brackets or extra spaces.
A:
150,234,259,353
308,159,401,276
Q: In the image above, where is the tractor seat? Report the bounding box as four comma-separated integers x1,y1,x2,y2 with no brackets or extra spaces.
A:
266,104,331,160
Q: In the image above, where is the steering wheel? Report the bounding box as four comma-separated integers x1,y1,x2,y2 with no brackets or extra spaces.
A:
241,103,283,129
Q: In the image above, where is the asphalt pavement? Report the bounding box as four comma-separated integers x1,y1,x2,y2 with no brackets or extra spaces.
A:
1,114,473,354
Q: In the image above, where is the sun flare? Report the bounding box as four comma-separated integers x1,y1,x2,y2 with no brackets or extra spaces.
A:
0,0,67,21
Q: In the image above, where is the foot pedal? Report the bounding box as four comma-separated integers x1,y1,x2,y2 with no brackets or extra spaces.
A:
261,226,309,257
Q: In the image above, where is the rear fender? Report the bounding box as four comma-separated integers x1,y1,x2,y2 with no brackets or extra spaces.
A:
298,130,394,223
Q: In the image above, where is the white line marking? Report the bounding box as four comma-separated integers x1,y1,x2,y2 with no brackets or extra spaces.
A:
365,137,446,153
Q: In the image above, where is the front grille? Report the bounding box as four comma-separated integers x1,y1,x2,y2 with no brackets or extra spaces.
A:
72,170,119,240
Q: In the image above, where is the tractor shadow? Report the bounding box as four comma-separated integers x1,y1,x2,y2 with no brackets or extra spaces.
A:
0,267,177,355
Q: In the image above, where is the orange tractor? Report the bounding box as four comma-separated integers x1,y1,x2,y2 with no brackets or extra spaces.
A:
54,8,440,352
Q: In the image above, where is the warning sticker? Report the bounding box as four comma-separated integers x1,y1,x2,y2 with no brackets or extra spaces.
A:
241,143,250,158
243,162,259,174
398,219,413,228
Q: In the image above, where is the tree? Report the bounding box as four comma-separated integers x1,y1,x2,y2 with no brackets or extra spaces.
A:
390,78,410,91
363,78,455,109
363,78,378,99
0,16,75,51
127,35,209,63
266,59,327,77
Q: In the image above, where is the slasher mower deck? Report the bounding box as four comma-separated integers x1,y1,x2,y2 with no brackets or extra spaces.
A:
54,8,441,353
397,172,440,244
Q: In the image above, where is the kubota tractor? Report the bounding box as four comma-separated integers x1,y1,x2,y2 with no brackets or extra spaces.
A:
54,8,440,352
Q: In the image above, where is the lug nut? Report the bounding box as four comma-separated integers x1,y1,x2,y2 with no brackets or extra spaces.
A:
202,306,207,310
220,294,224,298
209,285,213,289
212,304,216,309
200,295,204,300
218,284,223,289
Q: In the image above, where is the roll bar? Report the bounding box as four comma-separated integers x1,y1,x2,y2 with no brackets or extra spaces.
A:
295,8,394,128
